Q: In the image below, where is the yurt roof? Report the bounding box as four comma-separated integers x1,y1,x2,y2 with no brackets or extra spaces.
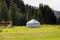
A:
27,19,40,24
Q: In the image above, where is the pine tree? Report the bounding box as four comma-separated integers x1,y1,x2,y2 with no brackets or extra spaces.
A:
42,5,56,24
26,4,32,22
19,13,26,26
37,4,44,24
0,0,2,22
1,0,9,21
9,0,20,25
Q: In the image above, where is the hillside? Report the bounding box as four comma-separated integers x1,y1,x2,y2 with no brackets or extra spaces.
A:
54,10,60,18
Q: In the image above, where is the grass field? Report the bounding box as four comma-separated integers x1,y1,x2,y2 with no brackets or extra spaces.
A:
0,25,60,40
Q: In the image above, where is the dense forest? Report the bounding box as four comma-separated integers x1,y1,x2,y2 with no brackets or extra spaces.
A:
0,0,56,26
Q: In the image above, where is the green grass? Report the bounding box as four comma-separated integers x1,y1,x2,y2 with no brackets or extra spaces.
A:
0,25,60,40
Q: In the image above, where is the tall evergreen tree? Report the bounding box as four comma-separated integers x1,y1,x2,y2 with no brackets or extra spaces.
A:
5,0,10,9
38,4,44,24
26,4,32,22
9,0,20,25
19,13,26,26
1,0,9,21
38,4,56,24
42,5,56,24
0,0,2,22
57,17,60,24
13,0,26,13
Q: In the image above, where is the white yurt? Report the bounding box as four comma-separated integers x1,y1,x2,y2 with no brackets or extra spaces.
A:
26,19,40,28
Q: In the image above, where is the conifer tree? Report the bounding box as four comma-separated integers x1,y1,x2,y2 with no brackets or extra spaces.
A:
1,0,9,21
9,0,20,25
37,4,44,24
0,0,2,22
26,4,32,22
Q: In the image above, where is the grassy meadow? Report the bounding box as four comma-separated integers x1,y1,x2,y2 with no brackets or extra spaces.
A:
0,25,60,40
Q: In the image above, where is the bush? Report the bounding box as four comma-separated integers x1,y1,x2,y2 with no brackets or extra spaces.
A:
0,27,3,32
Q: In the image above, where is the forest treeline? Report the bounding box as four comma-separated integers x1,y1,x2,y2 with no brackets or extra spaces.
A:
0,0,56,26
